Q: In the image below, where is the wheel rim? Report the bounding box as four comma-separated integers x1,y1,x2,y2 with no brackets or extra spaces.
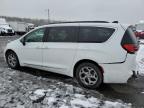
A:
79,66,98,86
7,53,17,67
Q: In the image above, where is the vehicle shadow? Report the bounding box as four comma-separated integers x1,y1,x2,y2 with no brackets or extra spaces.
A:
18,67,76,85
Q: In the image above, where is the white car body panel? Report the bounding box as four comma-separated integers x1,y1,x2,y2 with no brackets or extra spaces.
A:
101,54,136,83
19,42,43,66
42,42,77,75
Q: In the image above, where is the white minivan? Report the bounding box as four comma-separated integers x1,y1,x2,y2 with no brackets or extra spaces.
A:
4,21,139,89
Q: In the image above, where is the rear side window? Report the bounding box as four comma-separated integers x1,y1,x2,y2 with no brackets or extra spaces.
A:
78,27,115,43
47,27,77,42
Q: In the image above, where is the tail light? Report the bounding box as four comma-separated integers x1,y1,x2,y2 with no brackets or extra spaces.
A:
121,27,139,54
122,44,138,54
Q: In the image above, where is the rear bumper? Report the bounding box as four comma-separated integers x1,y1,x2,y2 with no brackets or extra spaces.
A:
101,54,136,83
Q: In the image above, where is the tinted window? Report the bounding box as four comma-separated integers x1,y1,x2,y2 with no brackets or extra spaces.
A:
25,28,45,42
47,27,77,42
79,27,115,43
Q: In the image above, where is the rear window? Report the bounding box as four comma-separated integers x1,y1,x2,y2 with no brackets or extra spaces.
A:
121,27,138,45
78,27,115,43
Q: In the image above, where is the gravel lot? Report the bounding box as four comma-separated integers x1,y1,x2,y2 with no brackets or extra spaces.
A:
0,35,144,108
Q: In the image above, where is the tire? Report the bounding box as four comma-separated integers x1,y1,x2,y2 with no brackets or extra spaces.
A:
1,32,4,36
75,62,103,89
2,33,6,36
6,51,20,69
13,32,15,36
9,34,13,36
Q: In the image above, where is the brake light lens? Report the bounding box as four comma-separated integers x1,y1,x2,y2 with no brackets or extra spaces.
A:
122,44,138,54
121,27,139,54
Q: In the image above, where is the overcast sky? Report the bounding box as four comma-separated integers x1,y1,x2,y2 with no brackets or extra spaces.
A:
0,0,144,24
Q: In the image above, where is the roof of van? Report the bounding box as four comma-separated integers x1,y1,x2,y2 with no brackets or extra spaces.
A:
36,21,131,29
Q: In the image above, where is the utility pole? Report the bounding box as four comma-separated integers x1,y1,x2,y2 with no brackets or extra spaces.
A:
47,9,50,24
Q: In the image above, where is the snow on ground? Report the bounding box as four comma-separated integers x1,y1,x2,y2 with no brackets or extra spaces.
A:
29,85,131,108
136,44,144,75
0,68,131,108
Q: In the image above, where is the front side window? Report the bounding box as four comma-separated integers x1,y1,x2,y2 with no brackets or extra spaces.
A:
25,28,45,42
79,27,115,43
47,27,77,42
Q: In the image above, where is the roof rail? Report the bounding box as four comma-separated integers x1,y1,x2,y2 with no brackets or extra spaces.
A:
112,21,119,23
49,21,109,24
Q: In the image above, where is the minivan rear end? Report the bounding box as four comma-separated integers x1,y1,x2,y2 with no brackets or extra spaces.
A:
102,25,139,83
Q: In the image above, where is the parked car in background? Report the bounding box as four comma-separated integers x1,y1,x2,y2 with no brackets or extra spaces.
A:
4,21,139,89
8,21,35,35
26,23,35,32
0,18,15,36
135,23,144,39
135,30,144,39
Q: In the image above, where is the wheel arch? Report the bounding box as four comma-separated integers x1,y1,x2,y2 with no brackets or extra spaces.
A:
73,59,104,78
5,49,16,57
5,49,20,63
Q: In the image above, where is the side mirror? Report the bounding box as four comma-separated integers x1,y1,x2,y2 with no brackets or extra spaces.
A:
20,38,26,46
